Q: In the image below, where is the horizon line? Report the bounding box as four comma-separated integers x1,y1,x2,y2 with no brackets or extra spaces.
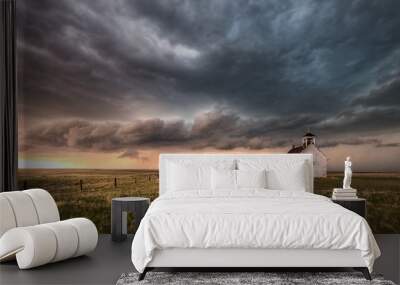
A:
17,168,400,173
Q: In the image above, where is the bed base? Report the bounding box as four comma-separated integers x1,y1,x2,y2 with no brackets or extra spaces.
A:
138,267,371,281
138,248,372,281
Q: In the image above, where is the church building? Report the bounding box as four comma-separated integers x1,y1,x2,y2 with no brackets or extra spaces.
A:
288,132,328,177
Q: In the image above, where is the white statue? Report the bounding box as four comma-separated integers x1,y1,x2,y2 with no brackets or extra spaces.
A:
343,156,353,189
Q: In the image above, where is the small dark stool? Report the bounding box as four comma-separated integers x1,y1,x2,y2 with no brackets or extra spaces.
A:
111,197,150,242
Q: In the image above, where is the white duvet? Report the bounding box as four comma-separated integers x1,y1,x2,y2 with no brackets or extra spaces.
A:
131,190,380,273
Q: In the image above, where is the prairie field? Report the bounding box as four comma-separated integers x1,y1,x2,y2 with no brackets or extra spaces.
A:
17,169,400,234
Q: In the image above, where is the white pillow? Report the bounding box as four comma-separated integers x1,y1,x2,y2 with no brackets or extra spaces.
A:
238,159,308,191
167,163,210,191
211,168,236,191
236,169,267,189
166,159,236,193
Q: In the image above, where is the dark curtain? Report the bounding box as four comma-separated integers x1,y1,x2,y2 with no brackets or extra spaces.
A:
0,0,17,192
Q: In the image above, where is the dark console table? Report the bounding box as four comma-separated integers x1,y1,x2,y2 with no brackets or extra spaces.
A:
111,197,150,242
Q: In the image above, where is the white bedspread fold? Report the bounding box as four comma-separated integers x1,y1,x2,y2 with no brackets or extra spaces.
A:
131,191,380,273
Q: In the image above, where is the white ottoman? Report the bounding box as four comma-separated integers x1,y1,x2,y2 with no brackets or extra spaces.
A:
0,189,98,269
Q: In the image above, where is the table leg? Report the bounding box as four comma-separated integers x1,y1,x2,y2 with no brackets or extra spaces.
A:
111,201,126,241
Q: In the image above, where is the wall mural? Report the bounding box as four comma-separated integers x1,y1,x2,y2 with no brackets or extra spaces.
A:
17,0,400,233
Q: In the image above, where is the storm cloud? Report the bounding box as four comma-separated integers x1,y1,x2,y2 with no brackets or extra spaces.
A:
20,108,399,155
17,0,400,168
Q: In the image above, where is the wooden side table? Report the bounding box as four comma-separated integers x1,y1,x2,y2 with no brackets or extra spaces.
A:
111,197,150,242
332,198,366,218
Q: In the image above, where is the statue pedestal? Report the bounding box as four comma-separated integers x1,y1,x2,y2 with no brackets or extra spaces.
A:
333,188,357,192
332,188,358,199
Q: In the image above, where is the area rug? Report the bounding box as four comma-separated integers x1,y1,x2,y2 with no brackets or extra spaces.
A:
116,272,396,285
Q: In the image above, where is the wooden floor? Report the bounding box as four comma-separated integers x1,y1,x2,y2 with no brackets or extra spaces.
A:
0,234,399,285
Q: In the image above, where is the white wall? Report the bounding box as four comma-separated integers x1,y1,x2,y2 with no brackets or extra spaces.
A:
303,145,327,177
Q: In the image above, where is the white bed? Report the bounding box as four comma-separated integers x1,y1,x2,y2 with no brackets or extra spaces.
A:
131,154,380,280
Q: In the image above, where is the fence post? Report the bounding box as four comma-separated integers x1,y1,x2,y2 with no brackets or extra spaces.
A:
114,177,117,188
23,180,27,189
80,179,83,191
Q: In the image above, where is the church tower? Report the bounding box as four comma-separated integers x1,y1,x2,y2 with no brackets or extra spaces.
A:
288,131,327,177
302,132,316,147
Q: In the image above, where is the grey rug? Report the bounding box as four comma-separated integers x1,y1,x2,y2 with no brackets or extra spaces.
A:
116,272,396,285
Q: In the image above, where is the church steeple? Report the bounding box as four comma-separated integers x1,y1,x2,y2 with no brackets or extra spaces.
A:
302,131,316,147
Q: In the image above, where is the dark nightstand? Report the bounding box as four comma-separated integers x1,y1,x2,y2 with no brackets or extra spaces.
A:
332,198,366,218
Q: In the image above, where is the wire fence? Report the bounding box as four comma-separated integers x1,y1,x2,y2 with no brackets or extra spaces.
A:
18,173,160,194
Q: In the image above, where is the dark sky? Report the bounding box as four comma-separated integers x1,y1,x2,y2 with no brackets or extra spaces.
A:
17,0,400,170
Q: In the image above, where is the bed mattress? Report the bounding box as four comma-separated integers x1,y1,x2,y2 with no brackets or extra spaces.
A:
131,190,380,273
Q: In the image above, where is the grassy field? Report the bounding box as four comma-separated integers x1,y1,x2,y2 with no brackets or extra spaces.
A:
17,169,400,234
315,172,400,234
